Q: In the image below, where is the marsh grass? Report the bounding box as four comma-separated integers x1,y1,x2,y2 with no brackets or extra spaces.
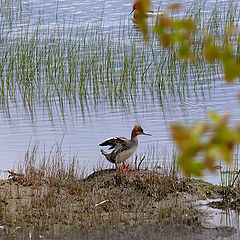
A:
129,144,180,177
0,0,238,121
0,142,210,239
219,144,240,201
205,145,240,210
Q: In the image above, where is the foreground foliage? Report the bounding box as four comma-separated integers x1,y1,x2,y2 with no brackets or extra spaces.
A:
133,0,240,176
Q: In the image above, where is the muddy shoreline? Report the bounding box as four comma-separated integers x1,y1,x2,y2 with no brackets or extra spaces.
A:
0,169,238,239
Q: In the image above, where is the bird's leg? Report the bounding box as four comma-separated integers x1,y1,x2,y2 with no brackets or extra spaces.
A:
123,162,134,171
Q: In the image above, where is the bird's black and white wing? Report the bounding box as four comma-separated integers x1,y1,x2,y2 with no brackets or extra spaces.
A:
99,137,128,150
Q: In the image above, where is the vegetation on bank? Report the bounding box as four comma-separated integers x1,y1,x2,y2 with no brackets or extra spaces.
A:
0,144,237,239
1,0,240,177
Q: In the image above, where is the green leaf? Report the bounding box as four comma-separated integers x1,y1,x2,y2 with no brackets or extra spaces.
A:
189,162,204,177
204,43,220,62
179,43,194,60
222,58,240,83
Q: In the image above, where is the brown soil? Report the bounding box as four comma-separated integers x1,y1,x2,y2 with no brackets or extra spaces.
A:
0,169,237,239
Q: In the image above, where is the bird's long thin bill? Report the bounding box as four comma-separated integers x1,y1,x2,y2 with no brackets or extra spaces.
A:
130,9,134,14
143,132,152,136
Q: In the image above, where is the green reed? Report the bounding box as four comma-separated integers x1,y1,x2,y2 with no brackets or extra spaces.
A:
219,143,240,200
0,0,238,120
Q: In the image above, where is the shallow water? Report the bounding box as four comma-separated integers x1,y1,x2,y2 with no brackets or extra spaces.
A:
0,0,239,186
198,199,240,240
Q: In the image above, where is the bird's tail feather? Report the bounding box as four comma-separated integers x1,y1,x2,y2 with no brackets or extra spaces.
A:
100,149,115,163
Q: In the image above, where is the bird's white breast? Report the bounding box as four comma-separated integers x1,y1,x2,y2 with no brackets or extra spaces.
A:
116,144,138,163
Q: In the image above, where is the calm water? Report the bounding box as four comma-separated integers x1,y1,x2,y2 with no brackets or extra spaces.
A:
0,0,239,186
198,199,240,240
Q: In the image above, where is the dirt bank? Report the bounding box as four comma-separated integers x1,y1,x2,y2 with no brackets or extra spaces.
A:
0,169,237,239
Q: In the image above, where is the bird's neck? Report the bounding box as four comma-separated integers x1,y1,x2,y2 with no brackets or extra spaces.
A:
131,131,138,143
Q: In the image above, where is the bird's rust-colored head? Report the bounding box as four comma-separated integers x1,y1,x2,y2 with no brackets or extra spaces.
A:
132,125,151,137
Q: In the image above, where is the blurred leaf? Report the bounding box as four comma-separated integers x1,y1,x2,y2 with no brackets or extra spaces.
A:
225,24,238,37
154,22,163,33
191,122,208,137
132,0,151,13
135,1,240,177
173,19,195,34
204,43,220,62
171,124,204,156
131,0,152,42
154,15,173,47
222,45,233,59
221,145,233,163
171,111,240,176
222,58,240,83
189,162,204,176
179,43,194,60
161,34,172,48
204,155,216,172
133,14,149,42
206,144,231,166
182,19,196,32
171,124,190,148
166,3,182,11
209,111,229,126
178,153,203,176
157,15,172,28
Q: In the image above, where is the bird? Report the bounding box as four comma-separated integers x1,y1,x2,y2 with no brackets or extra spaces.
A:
99,125,151,170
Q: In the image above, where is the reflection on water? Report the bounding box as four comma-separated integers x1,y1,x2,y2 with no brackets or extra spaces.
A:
0,0,239,186
198,199,240,240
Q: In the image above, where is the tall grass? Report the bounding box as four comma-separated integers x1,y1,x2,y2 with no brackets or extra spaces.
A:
219,144,240,200
0,0,238,120
0,142,200,239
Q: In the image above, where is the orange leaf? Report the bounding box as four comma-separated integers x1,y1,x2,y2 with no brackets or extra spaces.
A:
204,156,216,172
204,44,220,62
131,0,151,14
160,33,172,48
158,15,172,28
167,3,182,11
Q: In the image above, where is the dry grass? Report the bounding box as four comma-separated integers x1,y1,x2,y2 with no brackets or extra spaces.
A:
0,144,226,239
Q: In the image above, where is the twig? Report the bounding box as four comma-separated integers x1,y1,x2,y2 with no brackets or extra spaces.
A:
95,200,109,207
137,156,146,170
134,155,138,170
231,169,240,188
